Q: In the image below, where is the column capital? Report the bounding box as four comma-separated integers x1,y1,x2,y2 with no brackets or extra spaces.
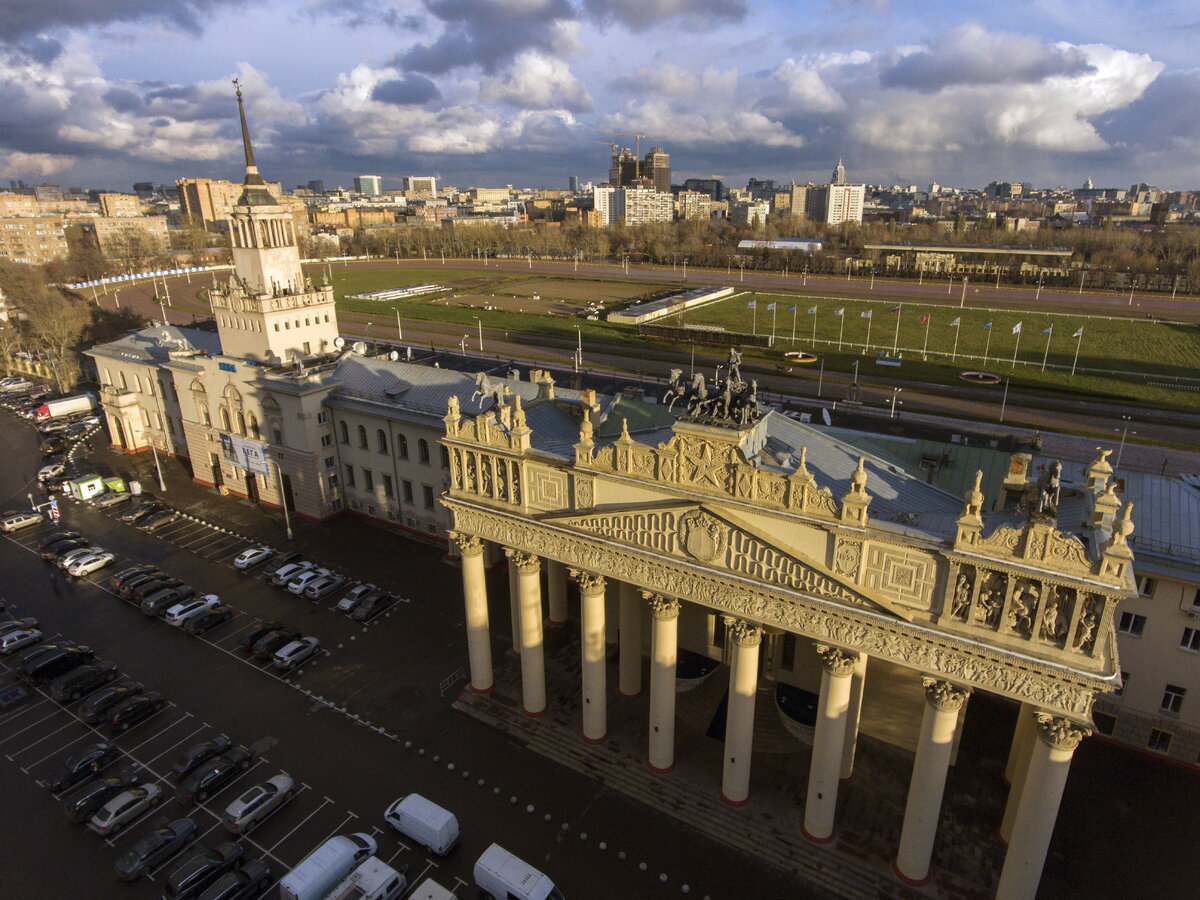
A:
1034,713,1092,751
815,643,858,676
449,531,483,557
921,676,971,712
569,568,606,595
504,548,541,573
723,616,763,647
643,592,681,620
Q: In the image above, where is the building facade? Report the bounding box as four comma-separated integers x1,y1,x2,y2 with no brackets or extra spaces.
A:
354,175,383,197
80,216,170,258
0,216,69,264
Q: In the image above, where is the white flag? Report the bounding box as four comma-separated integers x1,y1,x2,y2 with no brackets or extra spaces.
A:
949,317,961,327
807,306,818,315
1072,327,1084,338
1012,322,1022,334
861,310,873,319
834,308,844,317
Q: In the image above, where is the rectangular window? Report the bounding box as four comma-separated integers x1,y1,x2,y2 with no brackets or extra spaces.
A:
1148,729,1172,753
382,474,393,498
363,469,374,491
320,434,332,448
422,485,434,508
402,480,413,502
1117,612,1146,636
440,445,450,468
317,411,329,425
328,472,338,489
273,428,283,444
1181,628,1200,653
1137,576,1157,597
1161,684,1186,715
1193,587,1200,608
274,323,280,332
324,456,335,469
344,465,355,487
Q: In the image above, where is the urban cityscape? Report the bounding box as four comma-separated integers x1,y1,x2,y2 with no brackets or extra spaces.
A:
0,2,1197,900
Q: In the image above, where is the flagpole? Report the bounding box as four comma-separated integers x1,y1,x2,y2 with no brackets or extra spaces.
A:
771,305,777,343
1041,329,1052,372
983,328,993,365
865,314,873,350
960,277,967,307
1011,327,1021,369
791,307,797,344
838,314,845,350
752,303,757,336
811,310,817,344
922,316,930,358
1071,330,1083,377
952,323,960,362
893,306,901,355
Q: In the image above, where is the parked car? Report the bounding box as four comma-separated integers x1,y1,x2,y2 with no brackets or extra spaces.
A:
49,660,120,702
285,567,330,596
37,461,66,482
351,589,395,622
221,772,295,833
63,768,143,823
67,551,117,577
17,641,76,668
94,491,132,508
337,582,377,613
78,681,143,724
185,604,235,635
108,691,166,731
251,629,301,660
43,475,72,493
140,508,180,532
48,741,123,792
163,595,220,627
115,817,198,882
261,552,301,579
21,645,95,684
196,860,271,900
171,735,233,779
117,571,168,599
57,545,104,569
269,561,313,587
303,573,345,600
38,530,81,547
0,378,33,392
1,510,43,532
238,622,284,652
39,536,87,559
140,586,196,616
232,547,275,571
111,564,158,591
38,435,67,454
0,617,38,638
272,637,321,671
118,499,162,522
176,746,255,805
88,783,163,835
164,842,244,899
0,627,43,655
131,577,185,604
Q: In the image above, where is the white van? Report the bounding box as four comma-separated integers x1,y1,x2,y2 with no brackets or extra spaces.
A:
408,878,456,900
474,844,565,900
383,794,459,856
278,833,376,900
325,857,406,900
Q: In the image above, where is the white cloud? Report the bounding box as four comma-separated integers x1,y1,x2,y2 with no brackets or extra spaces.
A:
481,52,593,112
0,151,76,177
602,100,804,148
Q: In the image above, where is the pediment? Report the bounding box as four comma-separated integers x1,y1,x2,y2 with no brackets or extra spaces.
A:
542,501,912,621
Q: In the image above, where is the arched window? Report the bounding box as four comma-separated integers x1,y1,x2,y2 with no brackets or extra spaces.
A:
219,406,231,432
248,414,260,440
376,429,387,454
357,425,367,449
102,368,111,386
396,434,408,459
236,411,247,436
418,438,430,464
120,371,128,391
440,445,450,468
138,375,148,394
200,405,211,427
339,421,349,444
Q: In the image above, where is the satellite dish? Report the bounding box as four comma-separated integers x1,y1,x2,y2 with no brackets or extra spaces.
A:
351,341,368,355
388,350,399,361
821,408,832,427
333,336,346,349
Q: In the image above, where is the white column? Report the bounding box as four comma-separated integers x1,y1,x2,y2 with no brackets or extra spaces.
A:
571,570,608,742
894,678,971,885
451,533,492,693
618,581,642,697
1000,704,1039,843
721,617,763,805
506,561,521,653
646,594,680,773
840,654,868,781
996,715,1090,899
803,645,859,842
546,560,568,626
1004,702,1037,786
505,549,545,716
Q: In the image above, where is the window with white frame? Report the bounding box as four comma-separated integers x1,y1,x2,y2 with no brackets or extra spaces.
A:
1117,612,1146,636
1136,576,1156,597
1181,627,1200,653
1161,684,1186,715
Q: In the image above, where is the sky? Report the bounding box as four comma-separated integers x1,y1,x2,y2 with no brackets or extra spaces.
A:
1,0,1198,193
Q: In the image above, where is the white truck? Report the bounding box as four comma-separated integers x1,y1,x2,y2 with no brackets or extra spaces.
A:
278,833,376,900
408,878,455,900
35,393,96,422
324,856,406,900
383,793,459,855
474,844,565,900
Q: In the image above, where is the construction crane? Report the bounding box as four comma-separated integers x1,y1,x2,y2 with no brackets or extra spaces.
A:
609,132,646,179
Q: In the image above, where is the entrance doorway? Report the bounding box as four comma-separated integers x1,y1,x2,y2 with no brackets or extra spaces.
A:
209,453,223,489
110,418,127,450
281,473,295,516
245,473,259,504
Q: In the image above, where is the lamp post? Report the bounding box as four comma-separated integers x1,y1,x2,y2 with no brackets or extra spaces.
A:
1116,416,1134,469
275,454,293,541
474,317,483,352
460,335,469,358
890,387,902,419
150,441,167,492
365,322,373,352
574,326,582,370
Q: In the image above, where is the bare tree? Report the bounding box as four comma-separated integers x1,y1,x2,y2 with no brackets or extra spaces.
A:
22,288,90,392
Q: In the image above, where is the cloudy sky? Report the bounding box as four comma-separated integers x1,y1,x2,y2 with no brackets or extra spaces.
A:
1,0,1198,192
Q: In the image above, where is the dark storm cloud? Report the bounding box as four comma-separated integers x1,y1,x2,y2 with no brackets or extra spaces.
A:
397,0,578,74
582,0,746,30
142,83,234,122
0,0,246,41
103,87,143,112
880,24,1094,93
1099,70,1200,152
371,74,441,105
12,35,63,63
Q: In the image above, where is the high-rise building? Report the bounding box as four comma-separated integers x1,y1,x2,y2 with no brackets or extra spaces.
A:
80,216,170,258
354,175,383,197
177,177,281,230
832,158,846,186
592,186,621,225
569,176,579,193
643,147,670,193
682,178,725,201
97,193,142,217
404,176,437,196
805,159,864,225
0,216,68,264
622,187,674,224
307,180,326,195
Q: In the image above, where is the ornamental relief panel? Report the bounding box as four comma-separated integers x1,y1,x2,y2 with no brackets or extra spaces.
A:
446,501,1103,718
527,467,568,511
860,543,936,611
974,521,1104,581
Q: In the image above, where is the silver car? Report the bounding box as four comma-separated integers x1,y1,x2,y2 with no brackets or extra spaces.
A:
337,583,376,613
89,783,163,835
221,773,294,833
0,628,43,655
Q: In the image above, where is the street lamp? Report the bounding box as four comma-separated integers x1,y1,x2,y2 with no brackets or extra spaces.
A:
574,326,582,370
890,387,902,419
365,322,373,351
474,316,483,352
1115,416,1135,469
460,335,469,358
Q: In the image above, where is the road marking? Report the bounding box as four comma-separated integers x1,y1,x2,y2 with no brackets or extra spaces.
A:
0,696,51,727
8,718,77,758
21,730,94,772
313,811,359,850
143,722,208,766
0,707,66,746
125,710,193,754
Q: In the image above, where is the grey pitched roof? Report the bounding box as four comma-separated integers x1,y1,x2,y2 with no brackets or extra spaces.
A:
88,325,221,364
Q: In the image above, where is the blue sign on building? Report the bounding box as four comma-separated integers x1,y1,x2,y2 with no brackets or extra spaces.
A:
218,362,237,373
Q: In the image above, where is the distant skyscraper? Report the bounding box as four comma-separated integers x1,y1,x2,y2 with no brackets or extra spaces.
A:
832,158,846,186
805,159,864,225
643,147,671,193
569,175,579,193
404,176,437,196
307,180,325,195
354,175,383,196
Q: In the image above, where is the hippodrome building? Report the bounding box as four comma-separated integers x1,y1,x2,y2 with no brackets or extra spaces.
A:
82,90,1143,899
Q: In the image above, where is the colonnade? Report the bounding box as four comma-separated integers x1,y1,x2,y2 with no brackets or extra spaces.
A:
450,533,1088,897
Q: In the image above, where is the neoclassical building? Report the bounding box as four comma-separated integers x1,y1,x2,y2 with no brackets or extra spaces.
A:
441,378,1136,897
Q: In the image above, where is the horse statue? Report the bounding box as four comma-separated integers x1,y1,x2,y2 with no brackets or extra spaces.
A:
472,372,506,408
663,369,687,411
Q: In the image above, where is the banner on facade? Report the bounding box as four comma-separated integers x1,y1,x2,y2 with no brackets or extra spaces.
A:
221,434,271,477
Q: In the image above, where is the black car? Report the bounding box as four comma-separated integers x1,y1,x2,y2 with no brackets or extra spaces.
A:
184,605,234,635
48,660,119,702
38,435,67,454
108,691,166,731
171,735,233,779
164,841,244,899
21,645,94,684
39,537,88,561
140,508,179,531
78,681,143,724
177,746,254,805
131,577,184,603
261,552,301,580
251,629,300,660
115,817,198,882
63,767,143,823
43,475,70,493
196,860,271,900
351,589,395,622
119,501,164,524
111,564,158,590
117,571,168,599
17,641,76,669
38,530,81,547
48,741,122,792
238,622,284,652
141,586,196,617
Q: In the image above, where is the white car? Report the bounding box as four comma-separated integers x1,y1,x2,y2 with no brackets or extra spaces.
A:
162,595,220,627
88,783,162,835
221,773,295,833
38,463,66,482
337,583,376,613
272,636,321,671
58,546,102,569
1,378,32,392
0,627,43,655
233,546,275,570
67,551,116,577
285,568,330,596
1,511,43,532
270,561,313,587
93,492,131,509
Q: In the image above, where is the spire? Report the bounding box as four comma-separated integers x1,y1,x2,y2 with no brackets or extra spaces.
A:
232,79,276,205
832,157,846,185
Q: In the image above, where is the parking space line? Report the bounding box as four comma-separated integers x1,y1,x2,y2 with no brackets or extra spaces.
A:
21,730,93,772
0,696,51,727
264,792,334,855
7,718,77,759
124,711,193,754
143,723,208,766
313,811,359,851
176,528,225,549
104,794,172,846
0,707,66,746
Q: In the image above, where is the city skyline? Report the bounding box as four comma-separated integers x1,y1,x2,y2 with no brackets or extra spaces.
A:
1,1,1199,191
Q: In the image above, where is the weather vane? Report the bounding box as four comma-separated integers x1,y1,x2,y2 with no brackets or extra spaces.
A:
232,77,242,100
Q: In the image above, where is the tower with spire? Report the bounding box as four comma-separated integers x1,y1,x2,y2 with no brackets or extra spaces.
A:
832,158,846,186
209,80,339,363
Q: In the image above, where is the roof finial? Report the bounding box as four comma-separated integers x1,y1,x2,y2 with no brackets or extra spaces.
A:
233,77,265,187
